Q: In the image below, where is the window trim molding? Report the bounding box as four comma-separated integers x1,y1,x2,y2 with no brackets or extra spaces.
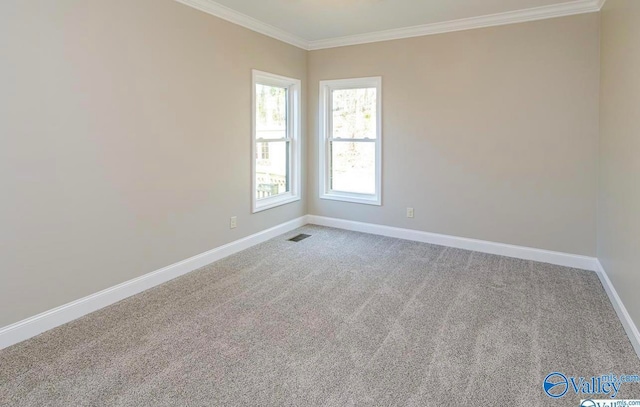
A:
251,70,302,213
319,76,382,206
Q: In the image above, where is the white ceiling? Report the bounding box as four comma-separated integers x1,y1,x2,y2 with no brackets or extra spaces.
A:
212,0,583,39
176,0,605,49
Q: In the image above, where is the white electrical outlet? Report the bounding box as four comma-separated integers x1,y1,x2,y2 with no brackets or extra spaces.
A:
230,216,237,229
407,208,414,218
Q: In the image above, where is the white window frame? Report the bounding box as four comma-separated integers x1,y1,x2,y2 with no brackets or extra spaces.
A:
319,77,382,206
251,70,301,213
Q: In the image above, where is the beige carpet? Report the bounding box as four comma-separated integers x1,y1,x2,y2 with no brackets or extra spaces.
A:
1,225,639,406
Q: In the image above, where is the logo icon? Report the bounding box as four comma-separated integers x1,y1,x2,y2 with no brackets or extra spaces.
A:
580,400,597,407
543,372,569,398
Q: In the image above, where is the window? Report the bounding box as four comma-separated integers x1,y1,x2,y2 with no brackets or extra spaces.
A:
319,77,382,205
252,70,301,213
259,142,270,160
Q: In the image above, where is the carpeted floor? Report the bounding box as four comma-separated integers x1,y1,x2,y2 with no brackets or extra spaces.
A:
1,225,639,406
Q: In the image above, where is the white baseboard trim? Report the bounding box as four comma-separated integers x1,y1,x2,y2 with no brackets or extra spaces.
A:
307,215,598,271
595,260,640,360
7,213,637,361
0,216,308,350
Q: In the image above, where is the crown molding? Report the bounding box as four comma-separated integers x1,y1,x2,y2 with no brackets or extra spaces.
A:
173,0,309,49
174,0,606,51
308,0,602,50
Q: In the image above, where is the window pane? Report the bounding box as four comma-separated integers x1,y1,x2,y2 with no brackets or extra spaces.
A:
331,141,375,194
256,84,287,140
332,88,377,139
256,141,290,200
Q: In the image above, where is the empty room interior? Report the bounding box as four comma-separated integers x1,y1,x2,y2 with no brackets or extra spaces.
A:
1,0,640,405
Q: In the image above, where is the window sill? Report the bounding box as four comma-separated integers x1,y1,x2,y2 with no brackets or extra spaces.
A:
320,192,381,206
253,194,301,213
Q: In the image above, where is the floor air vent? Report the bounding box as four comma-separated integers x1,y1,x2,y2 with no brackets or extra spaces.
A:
289,234,311,242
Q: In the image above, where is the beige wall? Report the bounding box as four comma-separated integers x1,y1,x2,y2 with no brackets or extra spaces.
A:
598,0,640,329
308,14,600,256
0,0,307,327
